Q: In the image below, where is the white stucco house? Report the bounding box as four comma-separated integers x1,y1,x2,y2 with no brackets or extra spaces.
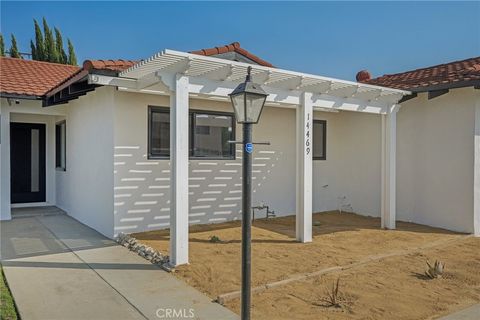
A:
359,58,480,236
0,42,478,266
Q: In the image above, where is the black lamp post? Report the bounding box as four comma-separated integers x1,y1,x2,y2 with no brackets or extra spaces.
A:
229,66,268,320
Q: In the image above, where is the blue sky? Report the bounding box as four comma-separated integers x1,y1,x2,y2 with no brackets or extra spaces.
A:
1,1,478,80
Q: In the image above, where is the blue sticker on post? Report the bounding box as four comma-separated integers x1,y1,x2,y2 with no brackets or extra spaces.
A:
245,143,253,154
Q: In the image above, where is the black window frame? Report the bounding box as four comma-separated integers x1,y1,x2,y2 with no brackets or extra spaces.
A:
148,106,236,160
313,119,327,160
55,120,66,171
148,106,170,159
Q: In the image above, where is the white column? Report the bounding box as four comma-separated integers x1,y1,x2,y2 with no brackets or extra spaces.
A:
169,74,189,265
0,105,11,220
474,91,480,236
381,105,398,229
296,92,313,242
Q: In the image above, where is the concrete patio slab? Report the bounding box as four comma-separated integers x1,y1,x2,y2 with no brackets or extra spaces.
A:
1,212,238,320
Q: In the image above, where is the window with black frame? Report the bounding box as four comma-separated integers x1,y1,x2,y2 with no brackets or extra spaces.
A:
148,106,235,160
148,107,170,158
313,120,326,160
55,121,66,170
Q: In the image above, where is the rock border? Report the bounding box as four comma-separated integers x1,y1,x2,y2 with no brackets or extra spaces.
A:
115,233,175,272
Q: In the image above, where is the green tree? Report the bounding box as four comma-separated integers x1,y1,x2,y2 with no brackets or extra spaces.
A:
43,17,58,62
67,39,77,65
33,19,45,61
30,40,37,60
9,34,21,58
0,34,5,57
30,18,76,64
54,27,67,64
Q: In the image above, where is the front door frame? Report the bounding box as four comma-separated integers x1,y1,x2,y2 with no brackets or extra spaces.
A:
10,122,47,204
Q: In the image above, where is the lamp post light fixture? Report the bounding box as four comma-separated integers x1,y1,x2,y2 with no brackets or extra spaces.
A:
229,66,268,320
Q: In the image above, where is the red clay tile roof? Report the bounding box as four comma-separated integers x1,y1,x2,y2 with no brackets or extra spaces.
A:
83,59,138,72
362,56,480,91
190,42,274,68
0,57,81,97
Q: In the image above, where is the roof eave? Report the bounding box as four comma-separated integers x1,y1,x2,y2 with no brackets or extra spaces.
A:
45,69,90,98
407,79,480,93
0,93,42,100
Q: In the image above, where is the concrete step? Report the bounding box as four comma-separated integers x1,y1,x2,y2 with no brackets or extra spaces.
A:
11,206,66,219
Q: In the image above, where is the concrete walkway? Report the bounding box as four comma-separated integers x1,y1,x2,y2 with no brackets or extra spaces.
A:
437,304,480,320
0,213,238,320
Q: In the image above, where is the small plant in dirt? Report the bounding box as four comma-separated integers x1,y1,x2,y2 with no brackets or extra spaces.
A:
425,260,445,279
209,235,221,243
313,220,321,226
321,278,342,308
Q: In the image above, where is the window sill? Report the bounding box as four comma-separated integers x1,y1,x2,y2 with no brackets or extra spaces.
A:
148,155,170,160
148,155,237,161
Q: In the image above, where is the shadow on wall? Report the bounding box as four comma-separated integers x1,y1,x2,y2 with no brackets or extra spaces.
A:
112,145,281,235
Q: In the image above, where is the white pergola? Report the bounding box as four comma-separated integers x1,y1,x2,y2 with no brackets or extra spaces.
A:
88,49,410,266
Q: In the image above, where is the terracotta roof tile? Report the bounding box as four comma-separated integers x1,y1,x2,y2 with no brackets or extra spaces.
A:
362,56,480,91
190,42,274,68
0,57,81,97
83,59,138,72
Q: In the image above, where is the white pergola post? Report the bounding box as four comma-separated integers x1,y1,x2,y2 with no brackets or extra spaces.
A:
381,104,398,229
169,74,189,266
296,92,313,242
474,91,480,236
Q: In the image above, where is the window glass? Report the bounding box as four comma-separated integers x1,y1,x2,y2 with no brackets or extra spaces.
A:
55,122,66,170
149,110,170,157
313,120,326,160
192,113,234,158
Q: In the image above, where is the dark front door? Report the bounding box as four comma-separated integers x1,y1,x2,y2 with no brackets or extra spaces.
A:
10,123,46,203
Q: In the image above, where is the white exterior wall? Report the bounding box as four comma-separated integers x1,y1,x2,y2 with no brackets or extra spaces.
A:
55,86,115,237
313,110,382,216
0,89,115,237
0,102,10,219
474,89,480,236
5,85,476,236
112,91,295,234
397,88,476,233
112,90,383,234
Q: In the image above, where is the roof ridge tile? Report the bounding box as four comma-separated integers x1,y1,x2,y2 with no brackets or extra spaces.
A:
190,42,274,68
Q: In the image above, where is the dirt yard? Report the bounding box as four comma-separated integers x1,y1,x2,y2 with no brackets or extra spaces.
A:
132,212,480,320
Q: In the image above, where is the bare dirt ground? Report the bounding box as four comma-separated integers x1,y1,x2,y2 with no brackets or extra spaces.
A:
132,212,480,320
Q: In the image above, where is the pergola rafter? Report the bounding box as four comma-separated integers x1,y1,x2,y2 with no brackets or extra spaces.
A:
117,49,408,110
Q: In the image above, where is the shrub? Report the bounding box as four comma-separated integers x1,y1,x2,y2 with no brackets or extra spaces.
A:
209,235,221,243
425,260,445,279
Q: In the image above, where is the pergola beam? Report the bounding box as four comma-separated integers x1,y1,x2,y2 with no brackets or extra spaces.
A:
137,72,166,90
88,74,137,88
90,71,396,114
